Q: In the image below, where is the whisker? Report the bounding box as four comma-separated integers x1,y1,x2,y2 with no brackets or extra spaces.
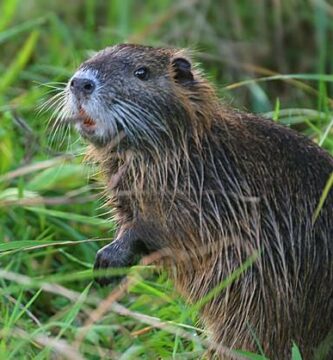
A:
37,91,66,113
34,81,67,90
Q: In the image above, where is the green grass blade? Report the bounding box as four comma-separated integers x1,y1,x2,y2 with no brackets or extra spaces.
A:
25,207,115,228
0,16,46,45
0,0,19,32
0,30,40,95
291,342,303,360
312,172,333,223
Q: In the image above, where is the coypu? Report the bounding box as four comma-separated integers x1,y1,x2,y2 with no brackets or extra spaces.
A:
59,44,333,359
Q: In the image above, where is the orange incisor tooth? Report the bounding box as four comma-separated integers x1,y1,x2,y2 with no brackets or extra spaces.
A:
79,107,95,127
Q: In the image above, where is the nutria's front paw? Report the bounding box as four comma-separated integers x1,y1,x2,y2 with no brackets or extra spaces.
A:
94,241,135,286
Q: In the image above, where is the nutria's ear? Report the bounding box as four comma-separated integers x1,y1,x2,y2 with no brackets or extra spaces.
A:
171,57,194,83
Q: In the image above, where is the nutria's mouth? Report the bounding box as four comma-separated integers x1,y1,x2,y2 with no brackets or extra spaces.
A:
78,107,96,130
69,104,126,147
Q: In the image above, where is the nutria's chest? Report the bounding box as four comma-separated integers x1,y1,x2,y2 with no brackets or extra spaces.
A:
106,157,164,224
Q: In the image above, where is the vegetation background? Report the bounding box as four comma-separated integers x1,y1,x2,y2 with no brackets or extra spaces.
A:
0,0,332,359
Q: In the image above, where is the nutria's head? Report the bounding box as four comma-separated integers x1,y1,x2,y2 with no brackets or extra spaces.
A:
63,44,215,149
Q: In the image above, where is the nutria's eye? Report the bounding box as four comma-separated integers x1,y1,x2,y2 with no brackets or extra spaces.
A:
134,67,149,80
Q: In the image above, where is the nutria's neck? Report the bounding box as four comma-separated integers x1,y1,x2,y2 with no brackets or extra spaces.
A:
87,106,238,221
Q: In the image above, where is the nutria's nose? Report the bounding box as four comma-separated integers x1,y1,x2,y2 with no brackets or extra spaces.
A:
70,77,96,96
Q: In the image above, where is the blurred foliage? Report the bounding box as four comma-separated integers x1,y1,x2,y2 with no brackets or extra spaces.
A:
0,0,332,359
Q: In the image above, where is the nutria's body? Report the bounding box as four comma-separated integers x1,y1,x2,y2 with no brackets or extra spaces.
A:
61,44,333,359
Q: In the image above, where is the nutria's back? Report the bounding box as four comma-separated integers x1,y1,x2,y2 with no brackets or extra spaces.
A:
60,44,333,359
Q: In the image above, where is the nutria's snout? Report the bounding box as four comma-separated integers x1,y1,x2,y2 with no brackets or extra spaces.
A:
70,77,96,98
65,67,123,147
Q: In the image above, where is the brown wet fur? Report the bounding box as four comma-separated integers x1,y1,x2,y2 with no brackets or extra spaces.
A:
67,44,333,359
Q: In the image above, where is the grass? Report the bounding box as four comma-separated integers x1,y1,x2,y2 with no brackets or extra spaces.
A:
0,0,332,359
